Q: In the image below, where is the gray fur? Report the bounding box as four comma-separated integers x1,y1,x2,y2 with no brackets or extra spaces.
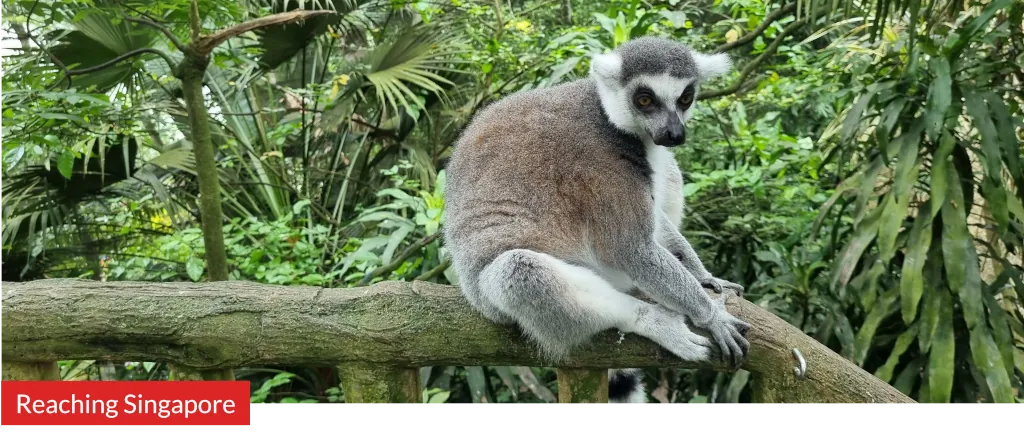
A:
442,37,750,397
614,37,700,84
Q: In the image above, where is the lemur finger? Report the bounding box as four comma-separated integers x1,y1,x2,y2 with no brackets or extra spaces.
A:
725,336,744,368
730,328,750,356
702,279,724,293
713,332,732,364
733,320,751,337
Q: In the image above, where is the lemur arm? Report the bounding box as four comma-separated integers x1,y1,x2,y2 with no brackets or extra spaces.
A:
601,221,750,366
656,210,744,297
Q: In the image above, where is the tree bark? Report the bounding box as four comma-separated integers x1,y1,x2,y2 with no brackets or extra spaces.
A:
178,50,229,282
180,0,229,283
338,364,420,403
2,362,60,380
2,278,914,403
557,368,608,402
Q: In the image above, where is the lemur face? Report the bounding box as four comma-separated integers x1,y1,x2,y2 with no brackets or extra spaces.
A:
625,74,696,147
590,37,732,147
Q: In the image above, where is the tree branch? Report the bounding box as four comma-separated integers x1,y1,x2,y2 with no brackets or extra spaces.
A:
714,2,798,53
700,10,822,101
65,47,177,77
122,15,187,52
193,10,336,56
1,278,916,403
360,232,444,285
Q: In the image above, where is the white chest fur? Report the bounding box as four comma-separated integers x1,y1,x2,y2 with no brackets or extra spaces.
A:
646,142,674,222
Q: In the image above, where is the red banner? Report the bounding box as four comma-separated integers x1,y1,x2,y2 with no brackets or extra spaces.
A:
1,381,250,425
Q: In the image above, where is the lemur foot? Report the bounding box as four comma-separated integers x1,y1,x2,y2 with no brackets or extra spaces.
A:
648,306,714,362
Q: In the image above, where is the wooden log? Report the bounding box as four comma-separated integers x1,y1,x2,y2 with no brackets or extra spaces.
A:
1,278,915,403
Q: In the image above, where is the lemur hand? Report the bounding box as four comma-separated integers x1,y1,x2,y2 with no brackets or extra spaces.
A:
700,276,744,298
697,295,750,369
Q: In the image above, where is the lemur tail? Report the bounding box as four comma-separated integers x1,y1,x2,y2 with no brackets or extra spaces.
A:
608,368,646,403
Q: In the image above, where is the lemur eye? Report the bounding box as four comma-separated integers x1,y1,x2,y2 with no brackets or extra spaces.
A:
635,94,654,108
678,88,694,106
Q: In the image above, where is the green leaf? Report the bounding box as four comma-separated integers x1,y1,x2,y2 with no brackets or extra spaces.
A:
923,57,951,142
983,92,1022,183
427,390,450,403
963,91,1003,181
980,180,1009,231
917,245,943,354
854,287,898,366
841,87,877,144
186,257,204,282
62,360,96,380
875,324,918,382
940,164,983,327
833,203,883,292
899,201,933,324
983,291,1016,382
723,369,750,403
57,151,76,179
946,0,1013,58
892,357,924,397
928,132,955,218
926,287,954,403
853,157,884,226
967,328,1015,403
831,311,856,362
877,97,907,147
465,366,493,403
939,164,1015,401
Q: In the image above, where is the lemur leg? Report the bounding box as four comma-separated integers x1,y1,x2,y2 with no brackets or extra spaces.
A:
477,248,713,364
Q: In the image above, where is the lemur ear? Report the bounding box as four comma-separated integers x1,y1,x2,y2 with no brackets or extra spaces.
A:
589,52,622,83
692,52,732,81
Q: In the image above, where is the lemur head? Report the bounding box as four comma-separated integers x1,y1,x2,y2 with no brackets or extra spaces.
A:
589,37,732,147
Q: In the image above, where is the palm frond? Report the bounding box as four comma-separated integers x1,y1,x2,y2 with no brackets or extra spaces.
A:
360,27,467,121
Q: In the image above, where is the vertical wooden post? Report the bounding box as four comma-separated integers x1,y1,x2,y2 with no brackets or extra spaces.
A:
338,364,420,403
2,361,61,380
557,368,608,403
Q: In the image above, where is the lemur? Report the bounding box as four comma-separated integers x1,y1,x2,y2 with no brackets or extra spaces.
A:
442,37,749,403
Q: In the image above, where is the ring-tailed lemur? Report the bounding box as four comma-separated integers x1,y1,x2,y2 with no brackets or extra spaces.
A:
442,37,750,403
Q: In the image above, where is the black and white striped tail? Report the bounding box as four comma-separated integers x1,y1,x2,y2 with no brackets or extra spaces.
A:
608,368,646,403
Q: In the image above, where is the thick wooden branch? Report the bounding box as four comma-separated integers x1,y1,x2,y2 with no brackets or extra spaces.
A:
193,10,335,56
1,279,914,403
